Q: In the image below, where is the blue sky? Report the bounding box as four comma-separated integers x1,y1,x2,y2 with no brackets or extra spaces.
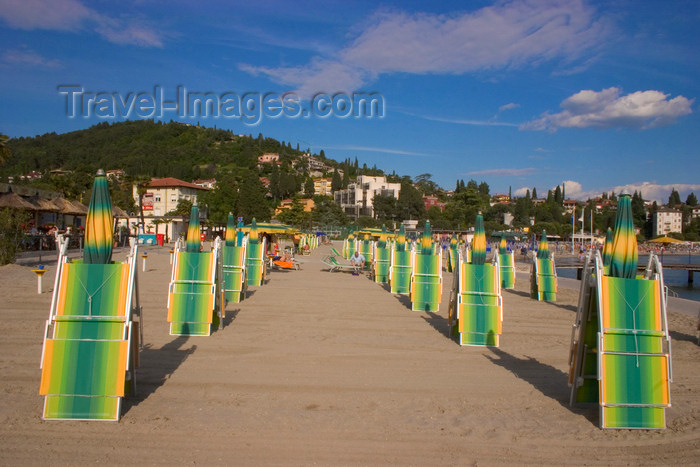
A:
1,0,698,202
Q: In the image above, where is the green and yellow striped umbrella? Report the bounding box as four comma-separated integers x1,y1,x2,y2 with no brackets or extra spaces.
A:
421,221,433,255
185,203,201,253
471,213,486,265
609,194,638,279
224,212,236,246
248,218,259,244
602,227,613,267
83,169,113,264
396,225,406,252
537,230,550,259
498,235,507,254
377,225,387,248
236,220,245,246
450,233,458,249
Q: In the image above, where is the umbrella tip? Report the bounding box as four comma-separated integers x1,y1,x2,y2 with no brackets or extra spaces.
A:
96,169,105,176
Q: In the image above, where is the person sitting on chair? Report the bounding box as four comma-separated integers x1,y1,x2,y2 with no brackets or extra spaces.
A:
350,251,365,270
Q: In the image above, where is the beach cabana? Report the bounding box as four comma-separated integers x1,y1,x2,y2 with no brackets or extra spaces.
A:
568,194,672,429
167,203,223,336
372,226,391,283
409,221,442,311
448,213,503,346
39,169,141,420
530,230,557,301
221,214,246,303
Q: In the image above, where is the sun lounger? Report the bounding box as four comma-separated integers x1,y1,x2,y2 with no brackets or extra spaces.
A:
245,237,267,286
167,239,223,336
39,242,141,420
448,253,502,346
222,242,246,303
410,249,442,312
322,255,359,273
498,250,515,289
373,244,390,283
569,251,672,429
531,257,557,301
390,249,412,294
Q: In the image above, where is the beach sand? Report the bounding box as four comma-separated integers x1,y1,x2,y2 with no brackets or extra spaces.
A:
1,244,699,465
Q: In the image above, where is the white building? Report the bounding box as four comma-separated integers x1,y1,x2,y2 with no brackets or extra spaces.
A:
132,177,208,217
334,175,401,218
653,208,682,236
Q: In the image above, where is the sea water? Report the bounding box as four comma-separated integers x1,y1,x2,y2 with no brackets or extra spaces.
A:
556,254,700,302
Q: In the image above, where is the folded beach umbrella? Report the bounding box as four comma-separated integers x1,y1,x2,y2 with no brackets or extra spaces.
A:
498,235,507,254
377,225,387,248
537,230,550,259
225,212,236,246
602,227,613,267
185,203,201,253
471,213,486,265
609,194,638,279
420,220,432,255
396,225,406,252
235,219,245,246
249,218,259,244
451,233,458,250
83,169,114,264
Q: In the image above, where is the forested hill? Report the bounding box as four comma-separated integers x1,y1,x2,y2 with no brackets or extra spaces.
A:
3,120,311,181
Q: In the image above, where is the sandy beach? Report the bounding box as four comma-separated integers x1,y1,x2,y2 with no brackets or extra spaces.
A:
1,243,699,465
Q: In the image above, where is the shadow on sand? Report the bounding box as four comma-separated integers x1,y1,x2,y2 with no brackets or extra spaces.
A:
484,346,597,425
422,310,455,343
123,335,196,414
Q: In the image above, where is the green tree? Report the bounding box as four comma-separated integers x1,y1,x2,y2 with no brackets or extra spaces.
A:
686,192,697,206
0,208,29,264
0,134,10,165
668,188,681,206
200,173,238,224
165,198,193,217
331,168,342,192
311,196,349,226
304,177,315,197
397,180,425,221
276,198,310,228
237,171,270,222
372,194,397,220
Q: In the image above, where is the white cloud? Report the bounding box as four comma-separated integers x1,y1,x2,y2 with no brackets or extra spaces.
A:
522,87,694,131
499,103,519,112
324,145,432,157
553,180,700,203
467,168,535,177
413,113,519,127
2,48,61,68
240,0,608,94
0,0,164,47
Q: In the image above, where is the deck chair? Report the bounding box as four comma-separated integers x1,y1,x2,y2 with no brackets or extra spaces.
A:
167,238,223,336
330,247,342,258
569,251,672,429
410,249,442,312
245,237,267,286
373,244,391,283
448,253,502,346
498,250,516,289
39,242,141,421
322,255,359,273
389,249,412,294
222,240,246,303
531,256,557,301
447,245,459,273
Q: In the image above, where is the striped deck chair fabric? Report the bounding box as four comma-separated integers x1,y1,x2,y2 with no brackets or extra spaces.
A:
359,240,374,270
40,261,135,420
455,263,502,346
531,257,557,301
597,275,670,429
498,251,516,289
168,251,217,336
390,249,412,294
410,252,442,312
222,244,246,303
245,240,266,286
373,245,391,283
